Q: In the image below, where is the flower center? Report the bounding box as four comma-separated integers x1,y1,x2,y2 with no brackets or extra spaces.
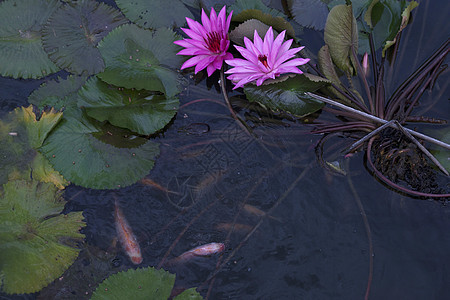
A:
205,31,222,53
258,55,270,69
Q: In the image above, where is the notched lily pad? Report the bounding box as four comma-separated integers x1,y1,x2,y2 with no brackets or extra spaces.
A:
40,106,160,189
116,0,193,29
287,0,329,30
244,74,328,117
97,24,184,98
91,267,202,299
43,0,128,75
0,179,85,294
78,77,179,135
0,0,60,79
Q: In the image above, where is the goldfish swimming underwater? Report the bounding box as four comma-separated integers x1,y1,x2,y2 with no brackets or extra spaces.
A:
114,201,143,265
169,242,225,265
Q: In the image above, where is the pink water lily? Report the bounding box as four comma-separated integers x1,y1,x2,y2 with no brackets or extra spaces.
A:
174,6,233,76
225,27,310,89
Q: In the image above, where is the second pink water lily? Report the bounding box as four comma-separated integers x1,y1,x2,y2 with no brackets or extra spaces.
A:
225,27,310,89
174,6,233,76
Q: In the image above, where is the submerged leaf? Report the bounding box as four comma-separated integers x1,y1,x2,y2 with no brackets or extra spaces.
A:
244,74,328,117
287,0,329,30
97,25,183,97
0,0,60,79
78,77,179,135
0,180,85,294
19,106,63,149
31,153,68,189
40,107,160,189
115,0,193,29
324,4,358,75
43,0,127,75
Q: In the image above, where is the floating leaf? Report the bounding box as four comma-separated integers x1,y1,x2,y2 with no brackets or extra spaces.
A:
19,106,63,149
428,129,450,173
97,25,183,98
28,75,88,110
232,9,296,39
31,152,68,189
42,0,127,75
364,0,380,28
324,4,358,75
115,0,193,29
0,0,60,79
382,1,418,57
244,74,328,117
0,180,85,294
287,0,329,30
40,107,160,189
78,77,179,135
229,0,284,17
230,19,271,45
90,267,203,299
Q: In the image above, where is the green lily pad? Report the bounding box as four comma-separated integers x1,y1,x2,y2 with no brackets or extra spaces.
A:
324,4,359,75
90,267,202,300
0,0,60,79
78,77,179,135
0,106,66,186
19,106,63,149
28,75,88,110
230,19,271,45
39,106,160,189
229,0,284,17
232,9,296,39
97,24,183,98
42,0,128,75
115,0,193,29
244,74,328,117
287,0,329,30
31,152,68,189
0,179,85,294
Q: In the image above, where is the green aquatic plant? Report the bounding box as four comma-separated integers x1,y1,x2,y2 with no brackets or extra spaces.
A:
0,0,61,79
0,179,85,294
97,24,184,98
90,267,202,300
39,105,160,190
42,0,127,75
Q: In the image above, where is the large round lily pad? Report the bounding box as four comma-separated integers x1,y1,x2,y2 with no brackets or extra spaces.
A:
0,179,85,294
78,77,179,135
97,24,184,97
42,0,128,75
91,267,202,300
39,106,160,189
115,0,193,29
0,0,60,79
28,75,88,110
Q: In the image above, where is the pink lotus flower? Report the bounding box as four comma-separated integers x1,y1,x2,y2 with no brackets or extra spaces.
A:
225,27,310,89
174,6,233,76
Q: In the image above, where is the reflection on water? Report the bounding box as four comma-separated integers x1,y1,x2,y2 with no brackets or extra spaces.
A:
1,0,449,299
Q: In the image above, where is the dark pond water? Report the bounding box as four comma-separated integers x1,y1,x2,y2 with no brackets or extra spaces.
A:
1,0,449,299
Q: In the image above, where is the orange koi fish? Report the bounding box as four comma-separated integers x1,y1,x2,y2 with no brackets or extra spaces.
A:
114,201,143,265
171,242,225,264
